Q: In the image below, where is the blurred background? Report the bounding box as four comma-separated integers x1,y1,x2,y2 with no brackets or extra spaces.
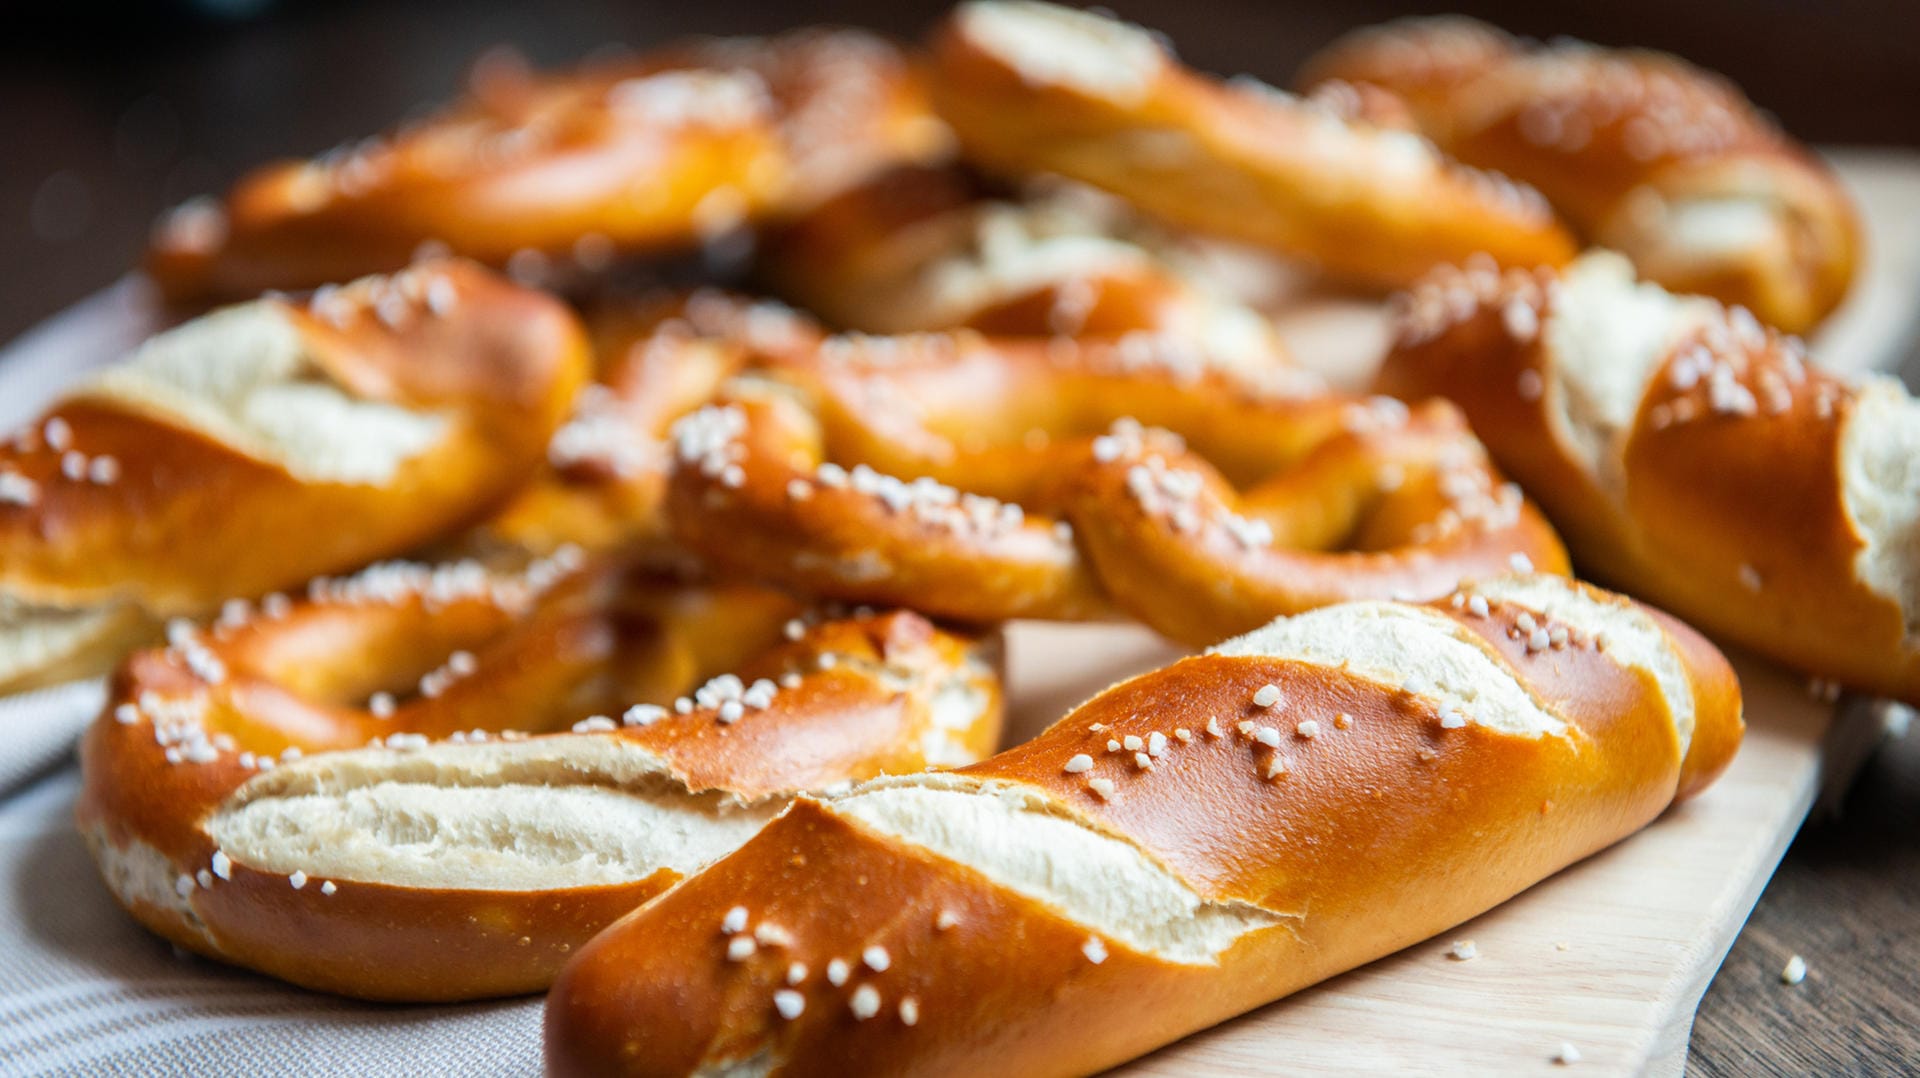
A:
4,0,1918,343
1,1,1917,1071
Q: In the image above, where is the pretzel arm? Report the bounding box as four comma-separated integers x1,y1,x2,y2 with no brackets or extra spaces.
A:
76,552,1002,1001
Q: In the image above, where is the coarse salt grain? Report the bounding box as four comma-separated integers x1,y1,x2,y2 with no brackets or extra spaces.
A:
624,703,668,726
1781,954,1807,985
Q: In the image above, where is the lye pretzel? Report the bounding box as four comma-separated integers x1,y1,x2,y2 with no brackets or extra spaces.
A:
1300,17,1860,332
148,29,948,302
547,573,1742,1076
664,328,1568,641
76,551,1002,1000
0,260,587,694
926,1,1576,291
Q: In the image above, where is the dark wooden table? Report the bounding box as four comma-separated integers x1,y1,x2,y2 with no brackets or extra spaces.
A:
5,1,1916,1071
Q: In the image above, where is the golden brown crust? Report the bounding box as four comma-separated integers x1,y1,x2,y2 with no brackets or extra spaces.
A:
1301,16,1860,332
74,554,1003,1000
546,576,1742,1076
146,30,947,302
926,3,1575,291
1376,255,1919,703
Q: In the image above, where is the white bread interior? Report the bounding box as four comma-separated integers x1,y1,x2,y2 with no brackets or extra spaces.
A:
1209,600,1563,737
1542,251,1716,495
0,595,125,690
87,830,212,944
210,737,778,891
79,302,446,485
1841,377,1920,639
954,1,1164,105
832,776,1281,963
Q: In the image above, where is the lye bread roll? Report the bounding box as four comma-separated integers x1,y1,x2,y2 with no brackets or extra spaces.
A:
546,572,1742,1077
1377,251,1920,704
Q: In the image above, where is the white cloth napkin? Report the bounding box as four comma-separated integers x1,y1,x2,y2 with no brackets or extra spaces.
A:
0,772,544,1076
0,682,106,798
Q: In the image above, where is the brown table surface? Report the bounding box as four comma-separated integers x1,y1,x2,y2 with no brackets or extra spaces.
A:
4,1,1916,1072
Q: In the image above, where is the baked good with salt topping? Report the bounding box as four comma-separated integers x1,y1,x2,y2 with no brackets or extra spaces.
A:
147,29,949,302
1376,250,1920,703
76,552,1002,1000
545,572,1741,1076
0,259,587,694
661,330,1567,640
1299,16,1861,333
925,2,1576,291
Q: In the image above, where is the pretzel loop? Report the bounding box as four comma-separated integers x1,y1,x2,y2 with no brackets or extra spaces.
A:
665,330,1569,642
76,551,1003,1000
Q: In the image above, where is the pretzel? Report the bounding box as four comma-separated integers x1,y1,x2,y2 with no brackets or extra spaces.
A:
925,2,1576,292
663,329,1568,642
471,290,824,558
0,260,587,693
75,550,1003,1001
1299,17,1861,333
1375,250,1920,703
758,165,1285,358
148,30,948,302
545,572,1743,1076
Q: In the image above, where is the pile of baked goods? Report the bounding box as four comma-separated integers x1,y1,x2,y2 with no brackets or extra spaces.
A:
3,1,1905,1072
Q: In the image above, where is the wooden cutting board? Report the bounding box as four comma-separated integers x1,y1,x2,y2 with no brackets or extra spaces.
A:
1,150,1915,1076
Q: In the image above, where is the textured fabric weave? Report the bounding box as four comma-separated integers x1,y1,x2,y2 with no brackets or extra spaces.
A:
0,772,544,1077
